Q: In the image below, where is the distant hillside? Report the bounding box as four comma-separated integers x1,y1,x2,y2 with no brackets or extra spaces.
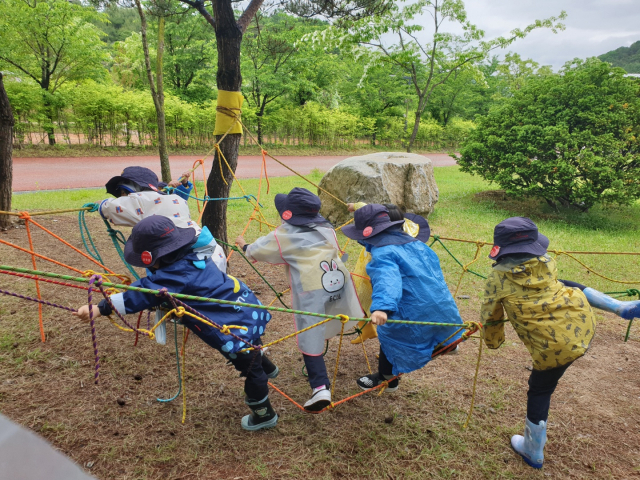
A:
599,41,640,73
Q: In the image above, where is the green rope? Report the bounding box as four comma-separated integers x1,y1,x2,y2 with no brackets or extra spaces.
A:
78,203,105,267
101,217,140,280
216,238,290,309
429,236,487,280
157,318,182,403
0,265,470,328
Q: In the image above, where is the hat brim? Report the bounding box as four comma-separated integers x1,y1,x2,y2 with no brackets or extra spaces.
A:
274,192,327,226
488,233,549,260
124,226,196,268
404,213,431,243
342,219,406,241
105,175,158,197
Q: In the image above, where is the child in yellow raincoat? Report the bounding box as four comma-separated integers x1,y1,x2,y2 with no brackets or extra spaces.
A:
481,217,597,469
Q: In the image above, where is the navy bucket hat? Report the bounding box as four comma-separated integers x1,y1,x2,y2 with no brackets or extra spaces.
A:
342,204,405,241
124,216,196,268
106,166,161,197
274,187,327,226
489,217,549,261
404,212,431,243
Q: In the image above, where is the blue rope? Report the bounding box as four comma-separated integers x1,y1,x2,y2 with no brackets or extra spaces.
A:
157,318,182,403
163,187,263,207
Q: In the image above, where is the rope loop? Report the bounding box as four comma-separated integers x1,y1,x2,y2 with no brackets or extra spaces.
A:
337,314,350,324
174,306,186,317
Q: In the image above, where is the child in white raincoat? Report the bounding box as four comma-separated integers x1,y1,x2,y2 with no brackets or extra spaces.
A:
99,166,226,273
236,188,363,411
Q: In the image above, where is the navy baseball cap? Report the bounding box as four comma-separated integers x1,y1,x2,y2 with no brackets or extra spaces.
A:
489,217,549,260
274,187,327,226
106,167,161,197
124,216,196,268
404,212,431,243
342,204,405,241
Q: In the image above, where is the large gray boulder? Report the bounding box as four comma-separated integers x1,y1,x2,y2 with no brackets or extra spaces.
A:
318,152,439,225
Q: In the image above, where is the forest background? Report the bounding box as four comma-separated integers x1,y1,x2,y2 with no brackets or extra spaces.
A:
0,2,591,154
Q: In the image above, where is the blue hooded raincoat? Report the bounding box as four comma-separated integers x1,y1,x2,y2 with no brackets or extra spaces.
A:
366,236,464,375
106,252,269,355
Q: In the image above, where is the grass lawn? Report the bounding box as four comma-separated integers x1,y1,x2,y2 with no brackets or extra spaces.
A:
2,165,640,480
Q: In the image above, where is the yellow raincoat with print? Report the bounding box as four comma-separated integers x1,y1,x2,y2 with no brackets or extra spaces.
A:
481,255,596,371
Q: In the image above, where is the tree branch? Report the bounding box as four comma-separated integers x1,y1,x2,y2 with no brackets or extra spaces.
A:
237,0,265,33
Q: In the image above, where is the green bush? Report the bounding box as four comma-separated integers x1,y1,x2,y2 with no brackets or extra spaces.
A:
458,59,640,211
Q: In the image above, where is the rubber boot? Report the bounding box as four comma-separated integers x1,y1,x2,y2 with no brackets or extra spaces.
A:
583,287,640,320
351,320,378,345
511,417,547,469
241,395,278,431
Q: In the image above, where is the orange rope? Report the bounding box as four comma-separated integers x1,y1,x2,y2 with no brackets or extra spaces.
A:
21,213,119,276
0,238,84,274
24,219,44,342
191,159,205,215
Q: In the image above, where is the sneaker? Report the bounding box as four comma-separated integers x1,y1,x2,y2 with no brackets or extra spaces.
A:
303,386,331,412
445,345,459,355
357,373,399,392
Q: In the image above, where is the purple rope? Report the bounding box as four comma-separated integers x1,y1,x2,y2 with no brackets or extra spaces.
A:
146,310,151,330
0,288,76,312
94,280,150,338
87,276,100,385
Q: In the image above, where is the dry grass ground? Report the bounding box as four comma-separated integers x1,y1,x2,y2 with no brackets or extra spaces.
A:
2,168,640,479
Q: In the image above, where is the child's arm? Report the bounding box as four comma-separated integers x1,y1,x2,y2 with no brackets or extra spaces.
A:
367,250,403,320
481,270,506,349
241,231,285,265
169,172,193,201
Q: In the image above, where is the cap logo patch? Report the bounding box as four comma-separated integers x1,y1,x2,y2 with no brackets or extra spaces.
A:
148,183,158,192
510,233,529,240
490,245,500,257
160,227,175,237
141,251,153,265
282,210,293,220
363,226,373,237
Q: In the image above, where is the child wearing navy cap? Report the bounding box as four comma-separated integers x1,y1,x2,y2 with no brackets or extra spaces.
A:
236,187,363,412
482,216,639,469
74,216,279,431
99,166,226,273
341,204,465,392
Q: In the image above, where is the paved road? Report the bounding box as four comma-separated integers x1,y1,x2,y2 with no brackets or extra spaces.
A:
12,153,457,191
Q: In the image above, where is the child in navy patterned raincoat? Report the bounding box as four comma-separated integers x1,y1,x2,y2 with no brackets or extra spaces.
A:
74,216,279,431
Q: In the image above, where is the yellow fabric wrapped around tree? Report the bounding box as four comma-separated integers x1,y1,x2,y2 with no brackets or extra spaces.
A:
213,90,244,135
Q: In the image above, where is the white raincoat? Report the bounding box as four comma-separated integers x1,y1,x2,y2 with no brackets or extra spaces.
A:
99,191,226,272
246,222,362,355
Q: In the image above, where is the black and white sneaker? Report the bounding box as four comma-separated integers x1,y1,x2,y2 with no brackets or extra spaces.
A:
357,373,399,392
303,386,331,412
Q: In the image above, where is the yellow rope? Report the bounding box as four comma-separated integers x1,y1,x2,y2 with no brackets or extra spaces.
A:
463,321,484,429
551,250,640,285
240,317,335,352
330,315,350,405
453,242,485,297
182,325,187,424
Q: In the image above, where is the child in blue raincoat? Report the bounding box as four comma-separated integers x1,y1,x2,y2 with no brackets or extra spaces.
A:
74,216,279,431
342,204,464,391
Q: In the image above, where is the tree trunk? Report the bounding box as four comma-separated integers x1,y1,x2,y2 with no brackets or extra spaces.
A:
155,16,171,182
0,73,14,228
201,0,243,249
257,114,263,144
135,0,171,182
42,91,56,146
407,109,422,153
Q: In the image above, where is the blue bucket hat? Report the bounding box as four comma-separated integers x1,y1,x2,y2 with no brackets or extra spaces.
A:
274,187,327,226
489,217,549,261
342,204,405,241
124,216,196,268
106,166,161,197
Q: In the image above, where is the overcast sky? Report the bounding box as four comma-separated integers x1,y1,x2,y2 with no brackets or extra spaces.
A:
458,0,640,69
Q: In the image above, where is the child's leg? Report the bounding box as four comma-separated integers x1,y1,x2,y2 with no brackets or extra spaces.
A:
302,354,331,411
558,279,586,290
356,347,399,392
225,350,278,431
261,351,279,379
303,354,330,390
512,362,573,468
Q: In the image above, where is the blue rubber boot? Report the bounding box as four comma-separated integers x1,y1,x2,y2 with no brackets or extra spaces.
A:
511,418,546,469
583,288,640,320
241,395,278,431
